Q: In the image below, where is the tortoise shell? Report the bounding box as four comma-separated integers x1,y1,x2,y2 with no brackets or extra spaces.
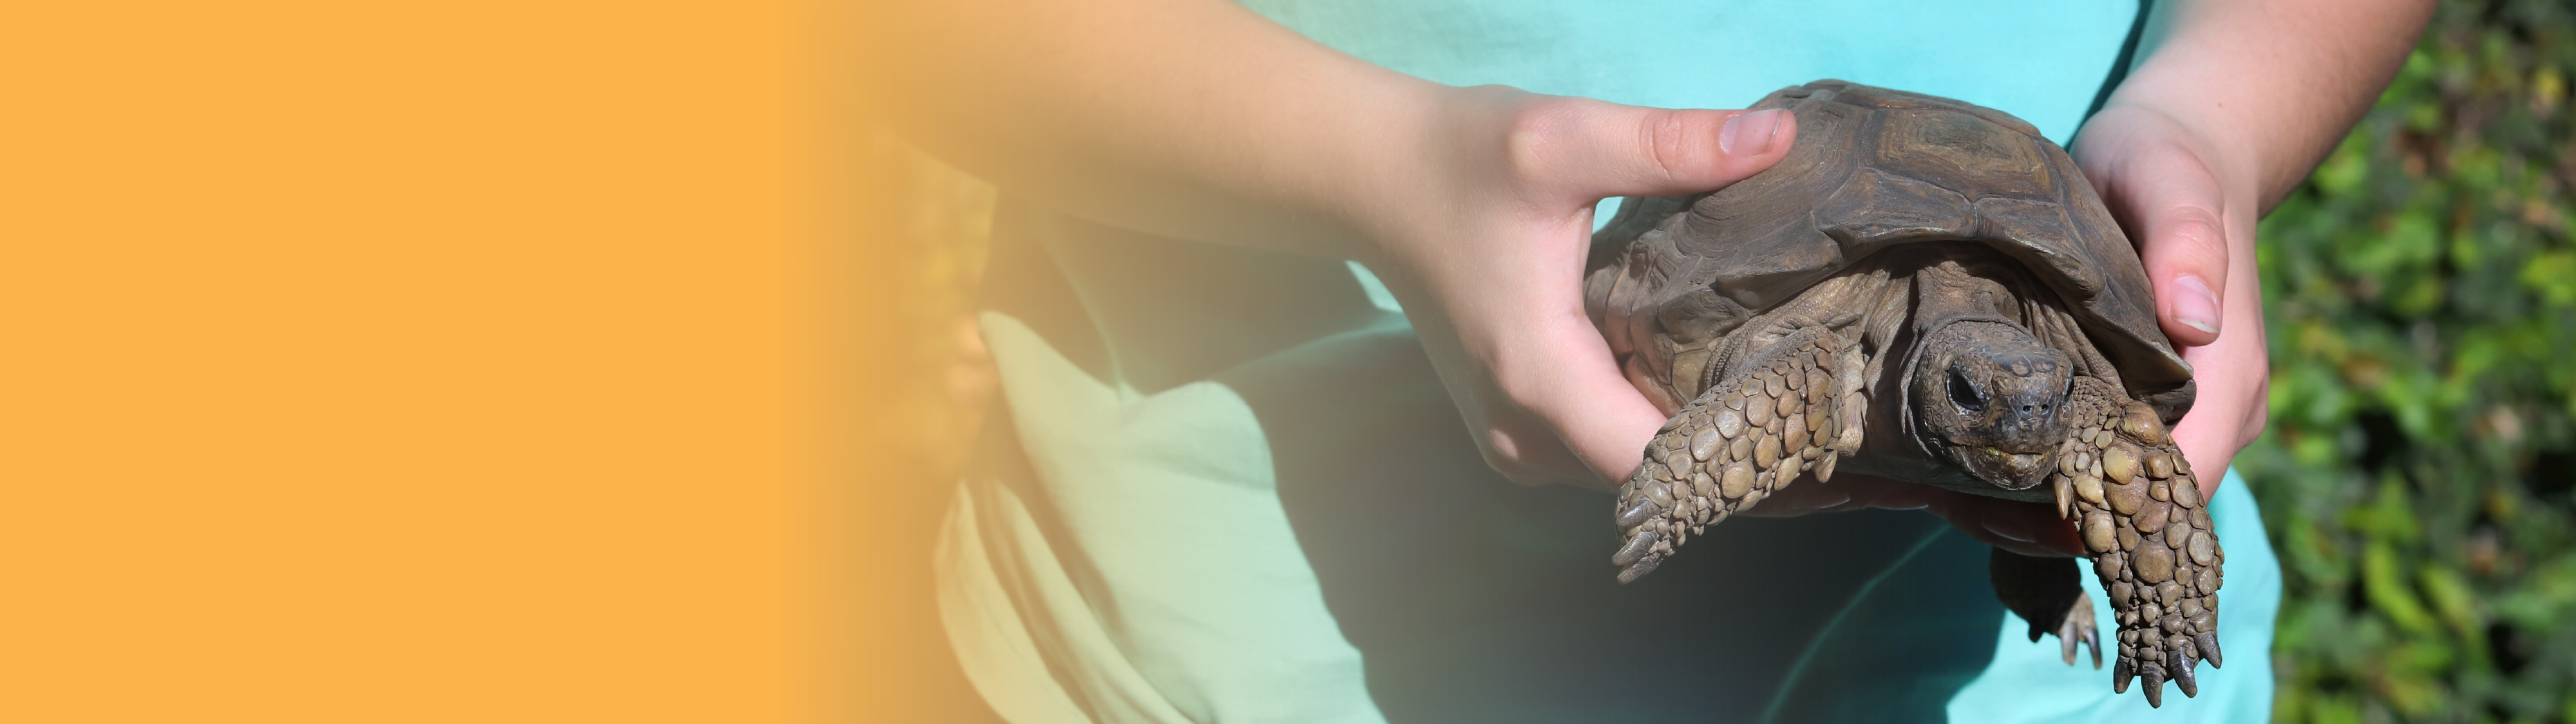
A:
1588,80,2194,422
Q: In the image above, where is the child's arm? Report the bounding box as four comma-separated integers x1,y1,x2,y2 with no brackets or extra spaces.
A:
2072,0,2435,488
862,0,1795,488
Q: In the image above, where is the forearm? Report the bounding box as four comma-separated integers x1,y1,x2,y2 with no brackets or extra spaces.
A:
2064,0,2430,479
862,0,1440,257
862,1,1809,493
2112,0,2432,210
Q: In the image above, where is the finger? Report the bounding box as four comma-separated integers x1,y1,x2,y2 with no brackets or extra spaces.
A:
1504,317,1672,488
1399,306,1622,488
2165,230,2271,497
1989,506,2086,557
1726,474,1922,517
1849,479,1938,512
1926,492,2085,557
1738,479,1856,516
1513,100,1799,200
1473,99,1795,488
2100,144,2230,348
1479,409,1602,488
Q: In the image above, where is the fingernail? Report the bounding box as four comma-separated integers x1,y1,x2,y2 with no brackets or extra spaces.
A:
2170,275,2221,336
1719,109,1782,156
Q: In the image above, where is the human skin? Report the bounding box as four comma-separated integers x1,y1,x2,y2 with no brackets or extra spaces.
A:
864,0,2429,556
2070,0,2434,506
864,0,1795,492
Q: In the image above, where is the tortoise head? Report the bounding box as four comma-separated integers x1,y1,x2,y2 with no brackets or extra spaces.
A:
1909,319,2072,490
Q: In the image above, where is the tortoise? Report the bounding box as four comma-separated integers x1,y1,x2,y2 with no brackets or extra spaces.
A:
1585,80,2223,706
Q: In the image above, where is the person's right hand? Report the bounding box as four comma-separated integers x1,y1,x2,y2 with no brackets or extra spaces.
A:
1349,88,1795,490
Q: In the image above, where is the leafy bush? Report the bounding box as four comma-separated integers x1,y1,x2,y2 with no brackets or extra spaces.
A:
2244,2,2576,721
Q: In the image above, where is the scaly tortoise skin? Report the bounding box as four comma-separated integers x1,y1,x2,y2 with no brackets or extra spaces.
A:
1585,80,2223,706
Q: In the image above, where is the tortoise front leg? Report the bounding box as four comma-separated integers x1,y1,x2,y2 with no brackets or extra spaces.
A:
2052,377,2223,707
1610,325,1861,583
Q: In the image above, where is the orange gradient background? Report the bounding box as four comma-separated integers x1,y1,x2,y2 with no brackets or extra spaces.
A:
5,2,989,720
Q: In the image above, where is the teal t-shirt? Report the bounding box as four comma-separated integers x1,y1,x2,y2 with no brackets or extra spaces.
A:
939,2,2281,722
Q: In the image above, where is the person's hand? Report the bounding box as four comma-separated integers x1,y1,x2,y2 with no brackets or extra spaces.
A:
2050,0,2435,498
2070,102,2272,497
1351,88,1795,490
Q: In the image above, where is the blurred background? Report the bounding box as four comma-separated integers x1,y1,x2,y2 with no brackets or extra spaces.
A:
871,1,2576,722
2242,1,2576,722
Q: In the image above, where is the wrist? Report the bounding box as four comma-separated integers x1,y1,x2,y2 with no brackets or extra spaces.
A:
2085,87,2264,205
1338,84,1539,269
2098,0,2432,211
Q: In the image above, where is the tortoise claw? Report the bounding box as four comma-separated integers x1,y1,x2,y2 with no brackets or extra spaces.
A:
1615,499,1660,528
1612,528,1658,568
2111,658,2132,694
2057,608,2102,669
2174,651,2199,698
2054,591,2100,668
2086,626,2103,669
2194,631,2223,669
1616,553,1663,584
2142,666,2165,708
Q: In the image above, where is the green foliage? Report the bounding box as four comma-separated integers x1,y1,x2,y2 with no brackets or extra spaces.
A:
2244,2,2576,721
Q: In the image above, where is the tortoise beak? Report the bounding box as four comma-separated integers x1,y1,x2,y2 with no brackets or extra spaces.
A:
2007,452,2047,474
1999,451,2052,488
1975,449,2054,490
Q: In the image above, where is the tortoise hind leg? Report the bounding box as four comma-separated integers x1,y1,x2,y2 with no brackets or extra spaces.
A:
1989,548,2103,668
1611,324,1860,582
2053,377,2224,707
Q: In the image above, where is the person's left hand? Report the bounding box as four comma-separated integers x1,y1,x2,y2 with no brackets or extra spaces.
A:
2069,102,2272,497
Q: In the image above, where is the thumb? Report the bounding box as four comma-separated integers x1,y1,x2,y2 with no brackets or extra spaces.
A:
1518,100,1799,200
2099,145,2230,348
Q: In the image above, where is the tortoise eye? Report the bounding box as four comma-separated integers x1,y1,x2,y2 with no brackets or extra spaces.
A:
1949,367,1985,413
